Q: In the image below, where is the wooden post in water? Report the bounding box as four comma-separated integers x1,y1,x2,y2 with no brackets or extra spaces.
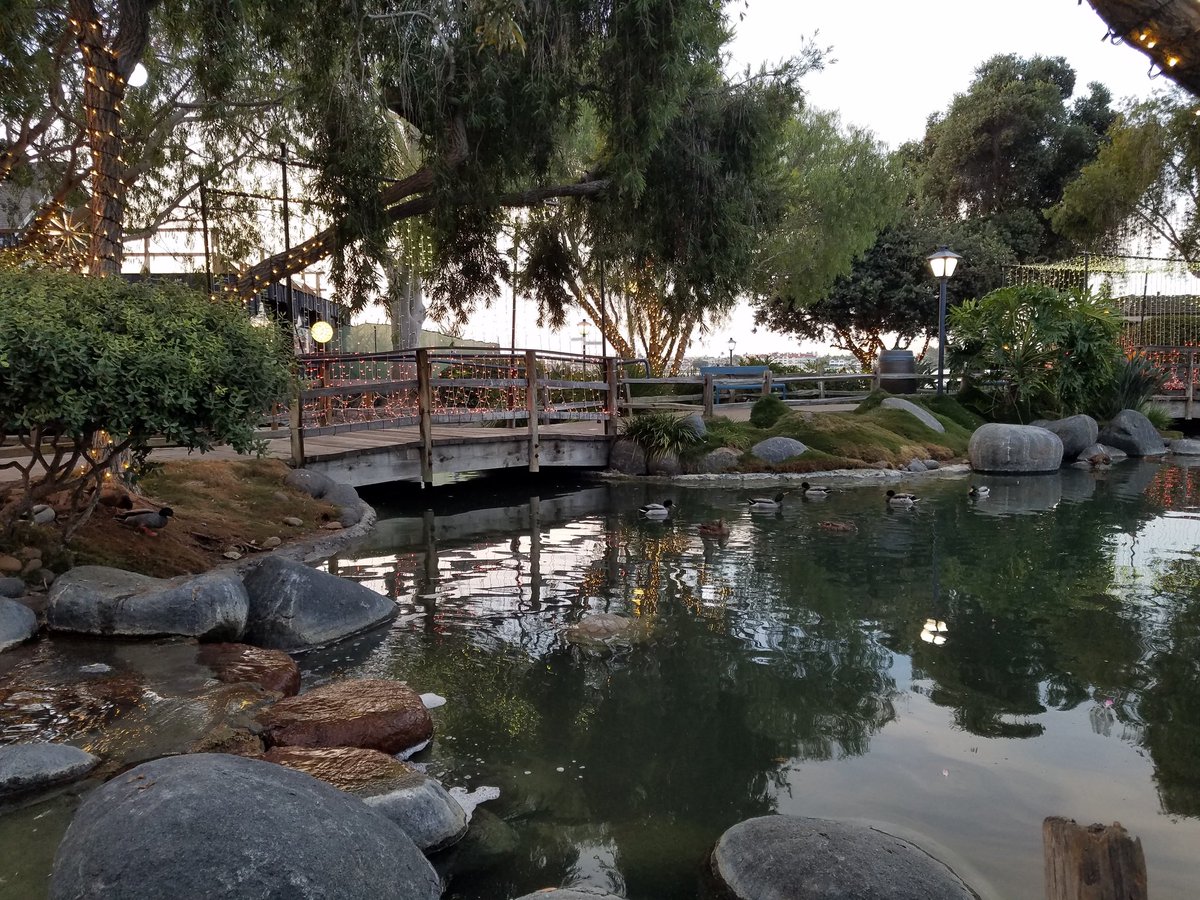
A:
525,349,540,472
703,374,715,417
1043,817,1147,900
1186,350,1195,420
416,348,433,486
605,357,619,436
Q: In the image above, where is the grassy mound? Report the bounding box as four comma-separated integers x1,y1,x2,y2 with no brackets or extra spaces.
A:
696,399,972,472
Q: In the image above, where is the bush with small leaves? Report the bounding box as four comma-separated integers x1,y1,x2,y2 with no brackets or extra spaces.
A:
750,395,788,428
0,267,292,533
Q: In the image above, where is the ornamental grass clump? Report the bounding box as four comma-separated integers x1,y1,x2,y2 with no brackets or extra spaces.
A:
620,411,703,458
0,268,292,537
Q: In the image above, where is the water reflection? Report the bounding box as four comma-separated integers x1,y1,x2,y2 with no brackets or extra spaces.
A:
320,466,1200,899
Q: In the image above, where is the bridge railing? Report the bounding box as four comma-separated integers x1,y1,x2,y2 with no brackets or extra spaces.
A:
1136,345,1200,416
289,347,619,466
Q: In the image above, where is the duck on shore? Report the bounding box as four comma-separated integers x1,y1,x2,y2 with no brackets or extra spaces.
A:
116,507,174,535
885,490,920,508
639,499,673,519
748,493,785,510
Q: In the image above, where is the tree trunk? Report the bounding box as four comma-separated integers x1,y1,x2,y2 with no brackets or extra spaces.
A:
70,0,152,277
386,262,426,350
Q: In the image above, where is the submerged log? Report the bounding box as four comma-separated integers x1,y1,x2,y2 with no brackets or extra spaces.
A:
1043,817,1147,900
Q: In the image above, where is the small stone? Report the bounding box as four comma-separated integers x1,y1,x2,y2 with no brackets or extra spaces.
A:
262,536,282,548
272,491,291,503
320,521,343,530
223,550,243,560
17,546,43,561
0,597,38,652
420,693,447,709
282,516,303,527
0,742,99,799
0,555,23,574
30,569,56,589
905,458,926,473
922,459,940,470
21,558,41,575
0,576,25,598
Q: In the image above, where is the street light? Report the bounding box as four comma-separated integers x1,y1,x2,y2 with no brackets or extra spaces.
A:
728,337,736,365
926,246,963,397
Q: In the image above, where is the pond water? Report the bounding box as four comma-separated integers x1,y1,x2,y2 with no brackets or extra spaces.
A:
326,463,1200,900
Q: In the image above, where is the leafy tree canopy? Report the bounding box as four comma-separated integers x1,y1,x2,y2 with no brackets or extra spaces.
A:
2,0,812,328
915,54,1115,260
1049,92,1200,267
754,217,1014,368
755,107,907,309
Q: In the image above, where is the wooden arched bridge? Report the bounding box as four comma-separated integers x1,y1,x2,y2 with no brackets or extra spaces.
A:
280,347,893,487
264,340,1200,489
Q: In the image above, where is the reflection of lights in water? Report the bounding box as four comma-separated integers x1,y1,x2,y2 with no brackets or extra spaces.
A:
921,618,948,645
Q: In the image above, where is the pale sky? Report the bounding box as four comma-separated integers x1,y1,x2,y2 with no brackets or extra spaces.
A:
453,1,1169,361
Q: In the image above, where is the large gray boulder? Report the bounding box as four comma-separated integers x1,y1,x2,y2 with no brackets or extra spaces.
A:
968,423,1063,474
283,468,334,499
0,576,26,598
322,482,366,527
881,397,945,433
646,451,682,476
49,754,439,900
513,892,622,900
1098,409,1167,457
1171,438,1200,455
0,743,98,800
751,436,808,464
697,447,742,474
1038,414,1099,459
712,815,976,900
0,597,37,652
608,438,647,475
48,567,248,641
241,557,397,651
680,413,707,438
1078,442,1127,462
365,773,470,853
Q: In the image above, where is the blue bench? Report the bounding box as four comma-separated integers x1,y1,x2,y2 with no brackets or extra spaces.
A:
699,365,786,403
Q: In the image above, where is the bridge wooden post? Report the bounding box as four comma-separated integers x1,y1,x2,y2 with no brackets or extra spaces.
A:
703,374,715,417
762,368,772,397
417,348,434,486
1187,350,1195,420
605,357,619,436
525,349,540,472
289,377,305,467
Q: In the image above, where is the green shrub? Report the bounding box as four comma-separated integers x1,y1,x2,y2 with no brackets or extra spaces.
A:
620,411,703,457
0,267,292,532
1096,355,1166,420
949,284,1122,421
1139,401,1176,431
749,394,788,427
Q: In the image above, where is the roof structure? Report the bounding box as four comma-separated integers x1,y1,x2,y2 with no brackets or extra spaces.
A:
1087,1,1200,97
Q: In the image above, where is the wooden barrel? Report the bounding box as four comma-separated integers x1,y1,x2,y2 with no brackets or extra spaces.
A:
878,349,917,394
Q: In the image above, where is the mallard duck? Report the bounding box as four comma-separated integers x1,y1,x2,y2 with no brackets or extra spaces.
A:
748,493,785,510
638,499,673,518
116,506,174,535
968,486,990,499
800,482,836,499
885,490,920,508
698,518,730,537
818,520,857,533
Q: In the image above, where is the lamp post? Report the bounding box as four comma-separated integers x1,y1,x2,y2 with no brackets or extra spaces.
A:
579,319,589,366
728,337,736,365
926,246,962,397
